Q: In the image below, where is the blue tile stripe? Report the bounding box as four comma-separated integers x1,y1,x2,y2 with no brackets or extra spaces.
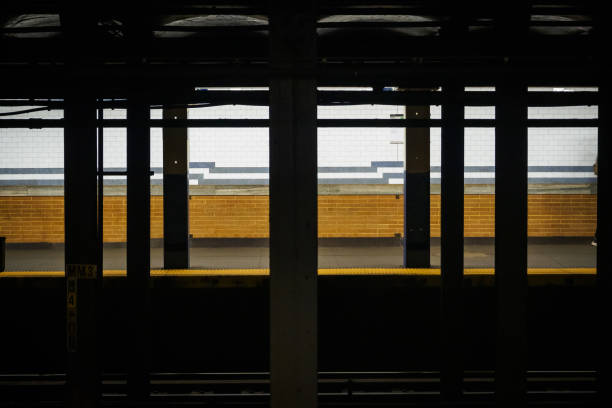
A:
0,161,597,186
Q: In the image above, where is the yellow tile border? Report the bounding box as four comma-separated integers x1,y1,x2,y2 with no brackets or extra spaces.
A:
0,267,596,278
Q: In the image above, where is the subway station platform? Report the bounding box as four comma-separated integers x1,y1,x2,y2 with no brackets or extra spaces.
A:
2,237,597,271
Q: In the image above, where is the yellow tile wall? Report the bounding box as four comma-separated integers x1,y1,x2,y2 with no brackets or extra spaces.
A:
0,194,597,243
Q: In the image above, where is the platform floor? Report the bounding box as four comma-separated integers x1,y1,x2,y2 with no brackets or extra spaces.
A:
2,238,596,271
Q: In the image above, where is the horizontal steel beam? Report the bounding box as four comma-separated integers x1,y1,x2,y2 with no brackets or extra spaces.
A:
0,118,599,128
0,91,600,108
0,1,596,17
0,35,603,63
0,20,596,35
0,61,603,93
0,4,267,16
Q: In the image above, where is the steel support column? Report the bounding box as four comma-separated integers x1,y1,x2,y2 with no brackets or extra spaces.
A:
597,82,611,405
97,107,104,276
403,105,431,267
495,82,528,407
163,107,189,269
64,92,100,408
440,82,464,401
269,2,318,408
126,93,151,400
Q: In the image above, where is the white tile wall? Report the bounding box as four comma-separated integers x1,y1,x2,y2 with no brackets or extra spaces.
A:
0,95,599,183
0,107,64,170
189,105,269,167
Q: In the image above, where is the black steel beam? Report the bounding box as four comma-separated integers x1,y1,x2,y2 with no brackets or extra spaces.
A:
0,35,602,64
1,0,271,15
269,1,318,407
126,93,151,400
403,105,430,268
320,2,595,16
495,81,528,408
162,107,190,269
1,25,270,34
0,63,603,92
64,92,100,408
0,0,596,17
0,90,601,108
440,82,464,402
3,19,596,36
0,118,600,129
597,82,611,405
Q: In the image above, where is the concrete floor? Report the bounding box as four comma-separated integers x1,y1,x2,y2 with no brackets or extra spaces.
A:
3,238,596,271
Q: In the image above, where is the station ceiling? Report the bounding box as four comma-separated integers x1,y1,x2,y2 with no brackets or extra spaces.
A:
0,1,606,93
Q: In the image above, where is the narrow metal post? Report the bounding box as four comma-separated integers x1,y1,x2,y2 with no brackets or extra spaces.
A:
97,106,104,275
126,93,151,400
269,2,318,408
495,82,528,408
163,107,189,269
403,104,431,267
0,237,5,272
597,82,611,405
64,92,100,408
440,82,464,401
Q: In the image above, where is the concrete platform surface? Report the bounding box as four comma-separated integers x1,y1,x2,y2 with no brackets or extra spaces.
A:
2,238,597,271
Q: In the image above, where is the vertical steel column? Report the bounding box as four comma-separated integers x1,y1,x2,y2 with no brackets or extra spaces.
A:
0,237,5,272
440,82,464,401
269,2,318,408
126,93,151,400
495,82,528,407
404,105,431,267
97,107,104,275
64,92,100,408
163,107,189,269
597,82,611,405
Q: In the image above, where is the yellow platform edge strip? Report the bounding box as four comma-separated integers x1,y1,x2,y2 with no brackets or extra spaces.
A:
0,267,597,278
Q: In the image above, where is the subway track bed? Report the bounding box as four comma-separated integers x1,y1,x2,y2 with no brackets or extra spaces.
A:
0,267,599,388
0,240,599,407
0,269,600,407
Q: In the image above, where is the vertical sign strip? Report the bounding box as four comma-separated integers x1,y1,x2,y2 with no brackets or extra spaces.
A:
66,264,97,352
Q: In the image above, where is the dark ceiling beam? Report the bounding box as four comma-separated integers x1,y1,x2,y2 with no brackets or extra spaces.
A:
0,118,599,128
0,35,601,63
319,36,597,59
0,91,600,108
0,26,266,35
0,1,597,18
318,21,595,28
0,63,603,96
0,4,267,16
318,7,595,16
0,0,267,13
318,4,595,17
1,18,598,36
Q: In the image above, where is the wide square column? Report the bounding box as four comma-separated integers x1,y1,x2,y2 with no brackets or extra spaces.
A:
64,92,100,408
440,82,465,402
495,82,528,408
268,2,318,408
126,94,151,400
597,82,611,405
